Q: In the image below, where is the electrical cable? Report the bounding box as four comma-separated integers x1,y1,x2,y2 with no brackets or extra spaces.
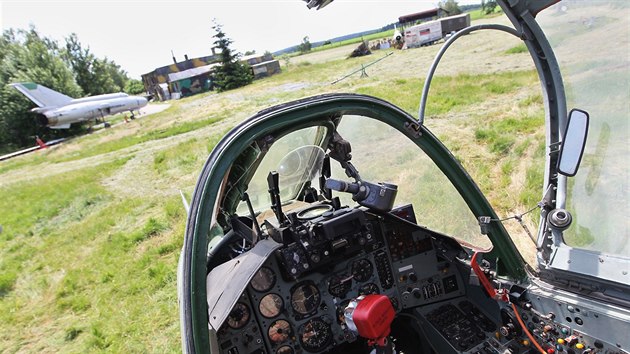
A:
510,302,546,354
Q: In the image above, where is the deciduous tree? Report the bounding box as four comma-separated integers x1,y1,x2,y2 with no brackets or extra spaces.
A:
298,36,312,54
439,0,462,15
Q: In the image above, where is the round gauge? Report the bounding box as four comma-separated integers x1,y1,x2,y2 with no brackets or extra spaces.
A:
276,346,294,354
268,319,292,344
351,259,373,282
259,293,284,318
328,274,352,298
358,282,379,296
299,318,332,352
227,302,250,329
251,267,276,292
297,204,333,220
291,282,321,315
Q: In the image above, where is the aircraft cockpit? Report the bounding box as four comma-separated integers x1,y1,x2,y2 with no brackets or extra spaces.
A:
178,1,630,354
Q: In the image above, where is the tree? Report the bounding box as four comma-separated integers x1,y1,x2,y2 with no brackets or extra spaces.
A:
63,33,129,95
481,0,498,14
298,36,312,54
280,54,291,69
439,0,462,15
124,79,145,95
0,27,83,152
211,21,253,92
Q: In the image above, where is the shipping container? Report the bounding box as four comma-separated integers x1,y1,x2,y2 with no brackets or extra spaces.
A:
440,13,471,35
404,20,442,48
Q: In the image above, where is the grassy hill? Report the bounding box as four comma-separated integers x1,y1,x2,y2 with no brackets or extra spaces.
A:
0,15,545,353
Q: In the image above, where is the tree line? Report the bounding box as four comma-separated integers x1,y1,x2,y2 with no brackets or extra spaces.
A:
0,27,144,153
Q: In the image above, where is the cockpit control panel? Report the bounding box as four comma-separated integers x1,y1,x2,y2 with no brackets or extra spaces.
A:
210,200,629,354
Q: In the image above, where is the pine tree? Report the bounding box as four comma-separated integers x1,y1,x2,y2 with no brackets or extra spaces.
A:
211,21,253,92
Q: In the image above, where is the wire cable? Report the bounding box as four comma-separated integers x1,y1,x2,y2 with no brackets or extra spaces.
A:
511,302,546,354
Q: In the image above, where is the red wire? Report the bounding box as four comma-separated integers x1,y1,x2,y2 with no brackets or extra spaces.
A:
511,302,546,354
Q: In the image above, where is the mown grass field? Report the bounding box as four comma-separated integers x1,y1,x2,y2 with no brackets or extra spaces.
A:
0,14,546,353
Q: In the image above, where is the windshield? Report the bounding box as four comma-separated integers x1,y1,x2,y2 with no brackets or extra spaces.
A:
236,113,487,250
537,2,630,257
331,114,489,249
239,126,328,213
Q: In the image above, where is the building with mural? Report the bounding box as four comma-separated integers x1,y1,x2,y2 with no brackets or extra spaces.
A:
141,53,219,101
142,51,282,101
241,53,282,80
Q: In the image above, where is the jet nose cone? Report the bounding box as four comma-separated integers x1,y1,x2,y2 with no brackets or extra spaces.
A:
139,97,148,107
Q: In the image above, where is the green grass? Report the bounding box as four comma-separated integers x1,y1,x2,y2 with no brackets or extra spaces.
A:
468,8,504,21
505,43,528,54
0,112,226,175
475,113,545,155
357,69,539,117
56,115,225,163
519,141,546,206
0,151,187,351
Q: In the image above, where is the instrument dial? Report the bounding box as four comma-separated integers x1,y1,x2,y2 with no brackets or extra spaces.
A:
268,319,292,344
276,345,294,354
291,282,321,315
299,318,332,352
251,266,276,292
351,259,373,282
358,282,379,296
227,302,250,329
259,293,284,318
328,274,352,298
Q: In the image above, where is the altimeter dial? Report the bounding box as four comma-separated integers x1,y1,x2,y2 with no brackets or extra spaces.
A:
299,318,332,352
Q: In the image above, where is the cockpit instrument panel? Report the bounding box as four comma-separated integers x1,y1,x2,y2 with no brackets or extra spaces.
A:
214,204,472,354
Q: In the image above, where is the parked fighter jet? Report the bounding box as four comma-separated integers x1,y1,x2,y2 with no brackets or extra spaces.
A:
10,82,148,129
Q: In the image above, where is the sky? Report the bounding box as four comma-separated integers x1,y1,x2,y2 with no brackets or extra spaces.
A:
1,0,479,79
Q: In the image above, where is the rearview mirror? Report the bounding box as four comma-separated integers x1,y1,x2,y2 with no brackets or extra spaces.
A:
557,109,589,177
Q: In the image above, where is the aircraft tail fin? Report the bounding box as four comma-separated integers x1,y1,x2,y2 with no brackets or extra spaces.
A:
10,82,73,108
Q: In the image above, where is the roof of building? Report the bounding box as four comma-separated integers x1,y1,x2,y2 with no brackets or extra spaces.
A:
142,54,219,78
168,63,220,82
398,8,439,23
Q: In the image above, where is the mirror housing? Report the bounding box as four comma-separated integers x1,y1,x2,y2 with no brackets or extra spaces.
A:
557,109,589,177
